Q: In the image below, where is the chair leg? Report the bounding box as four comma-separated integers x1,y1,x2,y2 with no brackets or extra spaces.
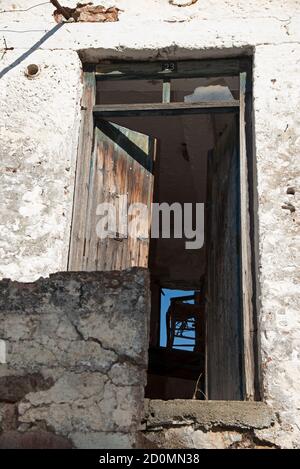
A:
166,308,172,349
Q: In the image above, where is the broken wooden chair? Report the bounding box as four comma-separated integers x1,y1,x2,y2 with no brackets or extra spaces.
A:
166,293,204,352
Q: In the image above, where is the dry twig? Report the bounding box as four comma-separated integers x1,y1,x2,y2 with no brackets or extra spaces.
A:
192,372,207,400
1,37,14,61
50,0,72,20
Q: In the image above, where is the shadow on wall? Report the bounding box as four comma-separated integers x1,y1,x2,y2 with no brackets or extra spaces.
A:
0,23,64,79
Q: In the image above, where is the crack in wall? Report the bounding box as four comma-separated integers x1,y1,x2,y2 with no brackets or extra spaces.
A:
0,270,149,447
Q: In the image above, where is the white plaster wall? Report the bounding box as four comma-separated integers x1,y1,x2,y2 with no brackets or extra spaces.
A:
0,0,300,448
0,0,298,281
1,0,299,58
253,43,300,448
0,48,82,281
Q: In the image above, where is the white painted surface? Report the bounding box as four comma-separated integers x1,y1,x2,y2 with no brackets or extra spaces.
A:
0,49,82,281
0,0,298,282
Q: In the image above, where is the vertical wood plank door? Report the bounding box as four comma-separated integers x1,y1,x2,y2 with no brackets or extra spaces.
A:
205,117,244,400
69,119,156,271
239,72,255,400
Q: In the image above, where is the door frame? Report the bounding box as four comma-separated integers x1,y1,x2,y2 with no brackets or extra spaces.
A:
68,57,261,401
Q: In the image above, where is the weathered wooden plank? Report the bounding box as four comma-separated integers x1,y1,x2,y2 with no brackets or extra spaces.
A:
95,59,245,79
68,71,96,271
95,120,153,173
93,101,239,117
205,118,244,400
80,121,155,271
239,71,255,400
82,130,105,271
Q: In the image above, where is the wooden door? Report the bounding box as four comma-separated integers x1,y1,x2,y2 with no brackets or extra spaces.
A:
205,117,244,400
69,119,156,271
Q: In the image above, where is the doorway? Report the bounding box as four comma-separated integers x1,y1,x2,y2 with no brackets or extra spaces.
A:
68,58,258,401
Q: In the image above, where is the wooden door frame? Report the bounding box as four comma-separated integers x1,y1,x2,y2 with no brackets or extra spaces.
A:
68,57,261,401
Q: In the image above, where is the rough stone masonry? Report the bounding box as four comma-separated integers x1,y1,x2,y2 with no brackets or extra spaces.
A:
0,269,150,448
0,0,300,449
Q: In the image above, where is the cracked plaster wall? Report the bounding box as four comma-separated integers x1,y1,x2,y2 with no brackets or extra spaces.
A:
0,0,300,449
0,269,150,448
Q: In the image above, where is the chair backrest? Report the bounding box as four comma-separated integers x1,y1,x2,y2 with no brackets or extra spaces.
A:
170,302,201,320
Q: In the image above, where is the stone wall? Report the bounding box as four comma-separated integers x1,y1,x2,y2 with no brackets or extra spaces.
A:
0,269,150,448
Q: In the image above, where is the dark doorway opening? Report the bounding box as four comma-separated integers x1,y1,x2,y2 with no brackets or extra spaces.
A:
146,287,206,400
143,110,240,400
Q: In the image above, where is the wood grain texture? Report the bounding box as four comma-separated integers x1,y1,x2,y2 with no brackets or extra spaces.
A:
70,118,155,271
95,59,247,80
239,72,255,400
205,118,244,400
93,101,239,118
68,71,96,271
